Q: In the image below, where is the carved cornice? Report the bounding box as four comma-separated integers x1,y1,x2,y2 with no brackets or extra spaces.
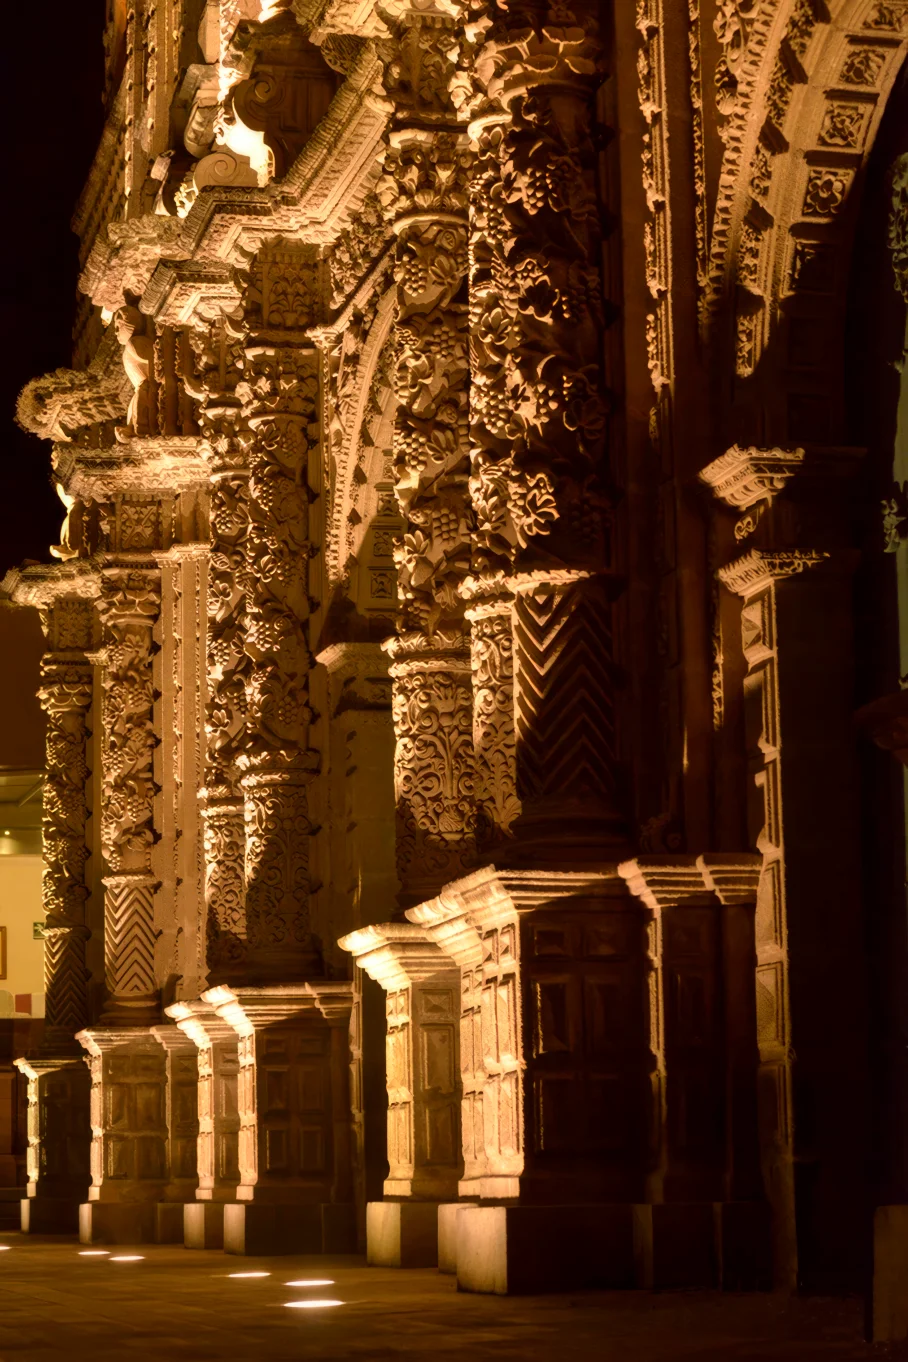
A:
618,853,762,910
53,436,209,500
1,561,102,611
699,444,805,510
717,547,829,598
338,920,453,990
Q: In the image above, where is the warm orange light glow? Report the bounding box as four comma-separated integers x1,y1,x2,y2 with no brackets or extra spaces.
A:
227,1271,270,1278
110,1256,144,1262
285,1279,335,1287
284,1300,343,1309
78,1251,109,1256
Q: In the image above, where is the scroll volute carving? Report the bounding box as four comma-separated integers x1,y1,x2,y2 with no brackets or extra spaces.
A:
227,17,341,179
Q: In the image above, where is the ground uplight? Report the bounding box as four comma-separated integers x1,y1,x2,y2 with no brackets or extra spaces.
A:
0,1245,11,1251
110,1256,144,1262
78,1250,109,1256
227,1271,271,1278
284,1300,343,1309
285,1279,335,1287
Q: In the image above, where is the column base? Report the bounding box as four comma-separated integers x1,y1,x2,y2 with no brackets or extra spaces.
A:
184,1202,225,1250
872,1206,908,1343
457,1204,635,1295
20,1196,83,1234
438,1201,477,1274
223,1202,356,1256
366,1201,440,1268
455,1202,771,1295
155,1203,187,1244
79,1201,159,1245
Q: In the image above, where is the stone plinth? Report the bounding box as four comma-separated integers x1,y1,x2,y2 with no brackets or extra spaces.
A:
75,1029,169,1245
165,998,241,1247
339,921,463,1269
151,1023,199,1229
365,1201,439,1269
202,982,355,1255
409,866,650,1208
16,1055,91,1234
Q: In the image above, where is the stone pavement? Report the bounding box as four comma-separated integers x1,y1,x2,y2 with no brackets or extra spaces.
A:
0,1233,891,1360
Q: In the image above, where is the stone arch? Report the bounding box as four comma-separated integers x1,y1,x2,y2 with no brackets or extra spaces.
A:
325,284,396,591
706,0,908,444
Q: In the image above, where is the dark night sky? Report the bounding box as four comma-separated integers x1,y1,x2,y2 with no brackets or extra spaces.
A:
0,6,105,578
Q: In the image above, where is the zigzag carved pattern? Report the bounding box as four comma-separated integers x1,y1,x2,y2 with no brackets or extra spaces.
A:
513,583,617,804
105,880,157,999
43,930,89,1034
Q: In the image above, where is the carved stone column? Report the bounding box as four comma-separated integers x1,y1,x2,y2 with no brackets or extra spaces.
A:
166,999,241,1249
339,922,462,1267
237,316,321,979
76,562,168,1244
16,591,96,1233
463,0,625,858
194,317,251,985
377,1,477,906
95,565,162,1026
202,981,355,1255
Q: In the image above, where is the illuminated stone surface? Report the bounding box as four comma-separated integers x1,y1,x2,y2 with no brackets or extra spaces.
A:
1,0,907,1336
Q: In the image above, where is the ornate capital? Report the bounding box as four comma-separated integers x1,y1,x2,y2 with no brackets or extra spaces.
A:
718,548,829,600
699,445,805,510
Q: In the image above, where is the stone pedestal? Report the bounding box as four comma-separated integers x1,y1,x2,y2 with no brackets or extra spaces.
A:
151,1023,199,1237
457,1204,635,1295
202,981,356,1255
437,1200,477,1274
184,1200,225,1249
339,922,462,1269
366,1200,440,1268
166,999,241,1246
409,866,651,1208
16,1055,91,1234
75,1029,169,1244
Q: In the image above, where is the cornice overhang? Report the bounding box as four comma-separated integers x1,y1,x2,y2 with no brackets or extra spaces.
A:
53,436,209,501
1,560,102,610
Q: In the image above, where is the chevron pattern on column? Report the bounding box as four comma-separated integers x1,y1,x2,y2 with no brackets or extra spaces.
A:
513,579,617,806
103,875,158,1001
43,925,90,1037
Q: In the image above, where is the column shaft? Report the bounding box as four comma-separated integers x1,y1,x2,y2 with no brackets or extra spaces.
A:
378,5,476,905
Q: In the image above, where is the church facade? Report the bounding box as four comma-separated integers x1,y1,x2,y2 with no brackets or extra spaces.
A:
5,0,908,1323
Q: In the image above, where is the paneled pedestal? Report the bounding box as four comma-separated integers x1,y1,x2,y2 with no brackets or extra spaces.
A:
16,1055,91,1234
201,982,356,1255
166,998,241,1248
339,922,462,1269
75,1028,169,1245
